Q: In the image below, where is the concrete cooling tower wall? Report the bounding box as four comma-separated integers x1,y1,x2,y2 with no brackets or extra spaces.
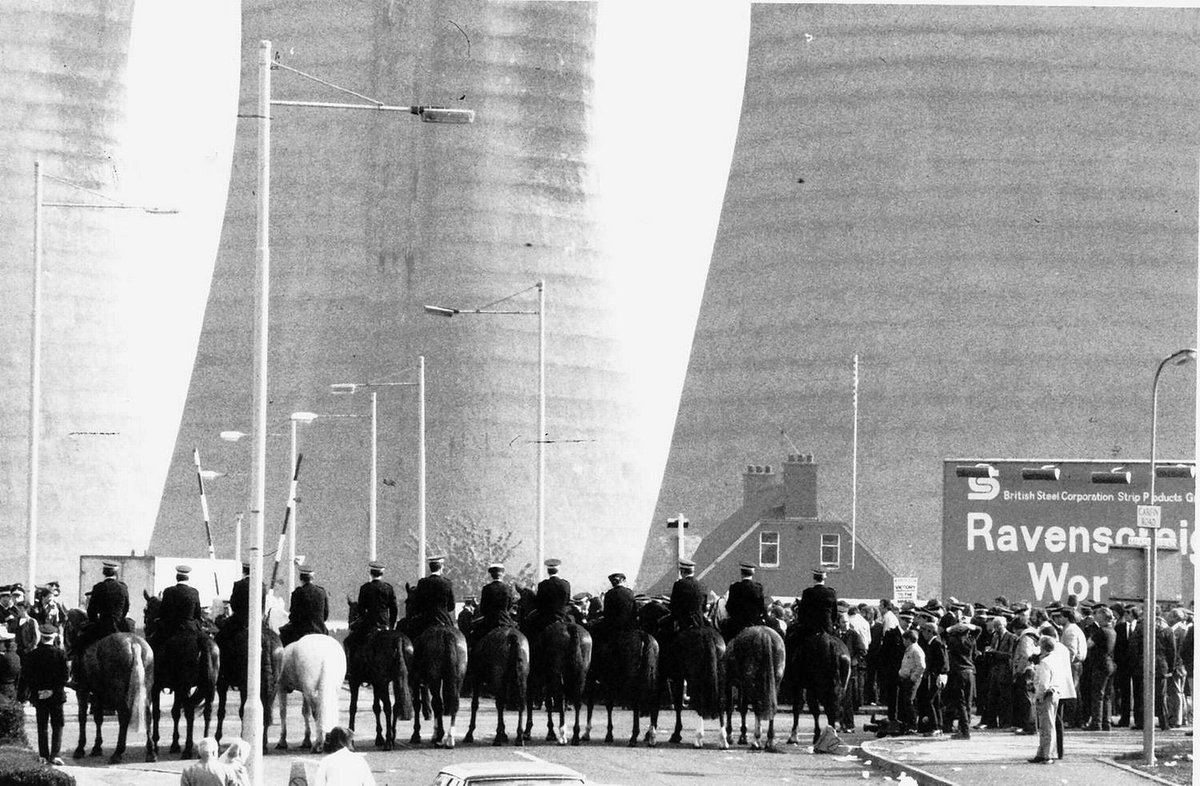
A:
152,1,658,605
640,5,1199,598
1,2,240,604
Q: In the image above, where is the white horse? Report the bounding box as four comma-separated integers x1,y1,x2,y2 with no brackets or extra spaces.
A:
275,634,347,754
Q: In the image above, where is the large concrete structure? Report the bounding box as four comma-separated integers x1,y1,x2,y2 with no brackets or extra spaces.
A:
151,2,658,606
640,5,1199,598
1,2,240,603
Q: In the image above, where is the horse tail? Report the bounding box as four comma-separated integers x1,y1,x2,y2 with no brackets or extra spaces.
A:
393,633,415,721
321,641,346,729
127,639,150,735
697,632,723,720
441,629,462,716
639,632,658,715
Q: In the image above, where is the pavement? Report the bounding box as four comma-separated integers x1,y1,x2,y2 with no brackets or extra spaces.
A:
859,724,1195,786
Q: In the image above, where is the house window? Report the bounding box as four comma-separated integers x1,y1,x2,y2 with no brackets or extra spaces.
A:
820,533,841,568
759,531,780,567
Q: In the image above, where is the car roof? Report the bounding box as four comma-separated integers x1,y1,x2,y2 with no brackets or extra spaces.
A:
437,761,586,779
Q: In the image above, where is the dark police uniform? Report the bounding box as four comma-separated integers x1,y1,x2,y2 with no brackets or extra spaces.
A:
602,584,638,632
725,573,767,641
75,571,132,658
478,579,517,631
19,629,68,763
282,577,329,646
411,570,456,638
797,576,839,636
354,577,398,633
156,578,203,643
669,572,708,632
529,570,571,636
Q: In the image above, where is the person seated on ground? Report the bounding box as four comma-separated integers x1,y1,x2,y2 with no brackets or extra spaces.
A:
314,726,375,786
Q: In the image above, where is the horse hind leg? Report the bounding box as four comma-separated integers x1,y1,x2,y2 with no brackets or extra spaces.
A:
109,708,130,765
74,693,89,759
170,698,183,754
90,706,104,757
372,689,385,748
464,683,480,745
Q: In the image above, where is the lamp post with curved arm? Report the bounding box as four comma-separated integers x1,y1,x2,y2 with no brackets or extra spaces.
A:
1141,347,1196,764
425,281,545,578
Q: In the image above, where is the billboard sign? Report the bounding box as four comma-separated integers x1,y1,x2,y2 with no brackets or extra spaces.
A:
942,460,1194,605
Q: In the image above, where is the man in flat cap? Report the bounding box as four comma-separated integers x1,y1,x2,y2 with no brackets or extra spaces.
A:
151,565,205,652
408,555,456,641
346,561,398,654
723,562,767,642
796,568,839,638
19,623,68,765
281,564,329,646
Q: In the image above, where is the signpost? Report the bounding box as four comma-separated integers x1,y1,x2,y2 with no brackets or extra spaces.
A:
893,576,919,603
1137,504,1161,529
667,515,689,566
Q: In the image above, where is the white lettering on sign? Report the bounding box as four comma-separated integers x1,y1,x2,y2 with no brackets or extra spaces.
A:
1138,505,1162,529
1027,562,1110,603
968,516,1186,556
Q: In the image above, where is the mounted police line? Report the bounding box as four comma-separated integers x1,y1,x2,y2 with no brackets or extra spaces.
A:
34,557,869,766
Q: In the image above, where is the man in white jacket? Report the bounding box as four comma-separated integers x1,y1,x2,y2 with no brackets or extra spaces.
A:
1030,635,1075,763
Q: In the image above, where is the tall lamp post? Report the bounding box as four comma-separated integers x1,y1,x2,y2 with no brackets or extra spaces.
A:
1141,347,1196,764
424,281,546,577
245,41,472,783
28,160,176,591
331,356,426,569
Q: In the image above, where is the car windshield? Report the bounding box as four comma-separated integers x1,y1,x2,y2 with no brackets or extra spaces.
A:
433,777,586,786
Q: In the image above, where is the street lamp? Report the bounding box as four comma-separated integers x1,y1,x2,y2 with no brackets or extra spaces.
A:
424,281,546,578
243,42,473,782
28,161,177,591
331,356,426,570
1142,347,1196,765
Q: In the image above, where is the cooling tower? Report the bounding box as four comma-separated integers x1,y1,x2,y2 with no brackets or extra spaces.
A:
151,1,658,605
640,5,1199,597
0,2,240,604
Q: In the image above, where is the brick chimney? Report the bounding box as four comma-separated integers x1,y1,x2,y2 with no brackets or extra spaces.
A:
783,453,818,519
742,464,780,506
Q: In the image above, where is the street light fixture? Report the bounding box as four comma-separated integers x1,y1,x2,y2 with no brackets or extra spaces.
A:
954,463,997,479
1090,468,1132,484
1020,465,1061,481
27,161,177,592
1142,347,1196,765
330,356,426,570
242,43,472,782
424,281,546,578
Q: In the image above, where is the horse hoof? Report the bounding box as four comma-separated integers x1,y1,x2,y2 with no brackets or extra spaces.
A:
464,732,475,745
181,747,194,760
311,744,322,755
604,732,613,744
668,733,682,744
494,732,507,745
749,739,760,751
738,734,747,745
581,730,590,742
627,737,638,748
545,731,557,742
645,730,658,748
90,747,103,758
570,735,581,747
169,742,181,754
301,737,312,751
410,733,421,745
146,751,158,763
275,741,289,750
786,734,798,745
108,753,123,765
375,734,385,748
445,736,455,750
73,748,86,760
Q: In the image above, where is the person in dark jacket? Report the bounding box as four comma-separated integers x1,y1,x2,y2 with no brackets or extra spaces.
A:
796,569,838,637
837,611,868,732
409,555,456,641
723,563,767,642
918,620,949,735
345,561,398,653
944,618,979,739
668,560,708,633
470,563,518,650
151,565,204,650
1083,605,1117,731
1111,603,1134,726
281,565,329,646
589,572,637,652
876,609,907,723
0,629,19,701
72,561,132,667
18,623,68,765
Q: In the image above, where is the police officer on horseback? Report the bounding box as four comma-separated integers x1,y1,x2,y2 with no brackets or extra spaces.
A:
669,559,708,633
346,561,397,653
69,561,132,686
590,572,636,650
796,568,839,637
724,561,767,641
150,565,205,650
408,554,456,640
469,563,517,651
214,561,263,652
280,564,329,646
524,558,571,641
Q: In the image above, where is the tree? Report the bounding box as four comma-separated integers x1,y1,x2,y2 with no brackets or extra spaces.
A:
406,513,537,599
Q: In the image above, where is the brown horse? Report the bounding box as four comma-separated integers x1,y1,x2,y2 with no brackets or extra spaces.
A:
463,626,529,746
723,625,786,751
344,600,414,750
583,628,659,747
214,625,284,747
524,620,592,746
142,592,219,760
68,628,155,764
784,629,850,746
663,625,727,749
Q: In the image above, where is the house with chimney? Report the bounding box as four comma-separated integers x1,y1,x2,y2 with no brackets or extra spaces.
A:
644,454,896,601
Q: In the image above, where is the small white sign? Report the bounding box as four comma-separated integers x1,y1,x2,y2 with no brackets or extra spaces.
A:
893,577,919,602
1137,504,1162,529
1126,536,1152,548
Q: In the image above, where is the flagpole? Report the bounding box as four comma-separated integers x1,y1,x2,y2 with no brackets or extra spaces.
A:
851,354,859,571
